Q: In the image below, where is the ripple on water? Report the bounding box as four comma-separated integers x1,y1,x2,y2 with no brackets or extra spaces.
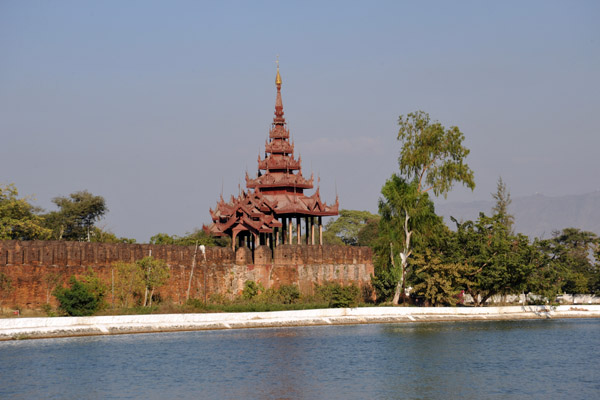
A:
1,319,599,399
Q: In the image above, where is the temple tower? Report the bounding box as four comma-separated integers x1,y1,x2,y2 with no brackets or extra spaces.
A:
205,63,339,250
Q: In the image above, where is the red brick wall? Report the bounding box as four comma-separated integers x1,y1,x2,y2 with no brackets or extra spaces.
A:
0,241,373,309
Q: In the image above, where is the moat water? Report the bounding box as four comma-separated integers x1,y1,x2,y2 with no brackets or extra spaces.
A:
1,319,599,399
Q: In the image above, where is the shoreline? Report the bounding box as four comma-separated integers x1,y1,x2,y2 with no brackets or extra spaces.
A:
2,305,600,341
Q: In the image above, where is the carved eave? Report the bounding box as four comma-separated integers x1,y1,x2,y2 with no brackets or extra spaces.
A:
258,156,301,171
269,125,289,139
265,140,294,155
246,172,314,190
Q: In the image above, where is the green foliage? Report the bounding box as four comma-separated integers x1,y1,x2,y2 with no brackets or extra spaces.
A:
0,184,51,240
397,110,475,197
53,274,105,316
41,303,56,317
378,176,441,250
594,247,600,295
79,268,107,301
274,284,301,304
491,177,514,233
376,109,475,303
411,249,472,306
449,214,536,306
372,175,443,302
240,281,300,305
149,233,177,245
322,229,345,245
370,268,397,303
90,227,136,243
535,228,599,296
150,229,230,247
324,210,380,246
314,282,361,308
0,271,12,293
113,261,145,308
136,256,170,307
0,271,13,307
44,190,107,241
526,239,564,302
242,280,264,300
357,217,380,248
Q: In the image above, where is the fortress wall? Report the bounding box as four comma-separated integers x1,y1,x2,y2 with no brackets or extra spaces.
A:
0,241,373,309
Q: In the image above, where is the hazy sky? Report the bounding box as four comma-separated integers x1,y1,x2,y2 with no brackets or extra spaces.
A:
1,1,599,242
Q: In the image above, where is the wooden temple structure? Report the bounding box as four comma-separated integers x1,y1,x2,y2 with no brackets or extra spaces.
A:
204,64,339,250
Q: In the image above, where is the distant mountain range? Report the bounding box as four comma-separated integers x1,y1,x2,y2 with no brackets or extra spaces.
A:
435,191,600,239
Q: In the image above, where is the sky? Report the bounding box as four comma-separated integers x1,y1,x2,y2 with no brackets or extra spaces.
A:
1,0,599,242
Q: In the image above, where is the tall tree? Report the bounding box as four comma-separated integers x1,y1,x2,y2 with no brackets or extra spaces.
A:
380,111,475,304
450,213,535,306
375,175,443,303
491,176,514,233
137,256,170,307
356,216,380,248
397,111,475,196
44,191,107,241
0,184,51,240
411,249,473,307
324,209,379,246
537,228,598,298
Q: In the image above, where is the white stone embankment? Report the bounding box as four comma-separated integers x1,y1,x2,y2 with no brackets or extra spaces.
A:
2,305,599,341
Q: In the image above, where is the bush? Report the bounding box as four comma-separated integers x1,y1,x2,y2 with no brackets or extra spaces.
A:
315,282,361,308
276,284,300,304
53,276,103,316
41,303,56,317
242,280,264,300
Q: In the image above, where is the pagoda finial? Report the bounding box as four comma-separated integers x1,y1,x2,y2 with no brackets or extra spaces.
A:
274,59,284,121
276,56,282,86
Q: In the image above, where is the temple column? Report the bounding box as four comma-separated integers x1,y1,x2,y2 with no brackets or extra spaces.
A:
275,227,279,246
288,219,293,244
296,217,301,245
282,217,286,244
305,217,309,245
319,216,323,245
303,217,306,244
311,217,315,245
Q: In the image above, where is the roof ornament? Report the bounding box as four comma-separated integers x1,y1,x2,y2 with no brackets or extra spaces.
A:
276,56,282,86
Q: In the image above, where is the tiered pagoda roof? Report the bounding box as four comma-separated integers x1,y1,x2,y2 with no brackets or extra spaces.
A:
204,64,338,243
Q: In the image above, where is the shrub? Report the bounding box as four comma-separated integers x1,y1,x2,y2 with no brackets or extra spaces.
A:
41,303,56,317
276,284,300,304
53,276,103,316
185,298,206,309
315,282,361,308
242,280,264,300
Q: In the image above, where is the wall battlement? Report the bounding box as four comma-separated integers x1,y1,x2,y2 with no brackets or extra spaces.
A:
0,241,373,309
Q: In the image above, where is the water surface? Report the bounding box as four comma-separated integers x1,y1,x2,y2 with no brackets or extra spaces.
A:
1,319,598,399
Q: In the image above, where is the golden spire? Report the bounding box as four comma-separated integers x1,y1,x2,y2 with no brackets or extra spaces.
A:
275,57,282,85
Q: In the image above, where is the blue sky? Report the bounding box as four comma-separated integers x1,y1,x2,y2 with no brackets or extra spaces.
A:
1,1,599,241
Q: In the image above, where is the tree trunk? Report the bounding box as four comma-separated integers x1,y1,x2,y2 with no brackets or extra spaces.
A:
392,281,402,305
390,210,412,305
392,211,412,305
186,242,199,302
149,288,155,307
390,243,401,305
